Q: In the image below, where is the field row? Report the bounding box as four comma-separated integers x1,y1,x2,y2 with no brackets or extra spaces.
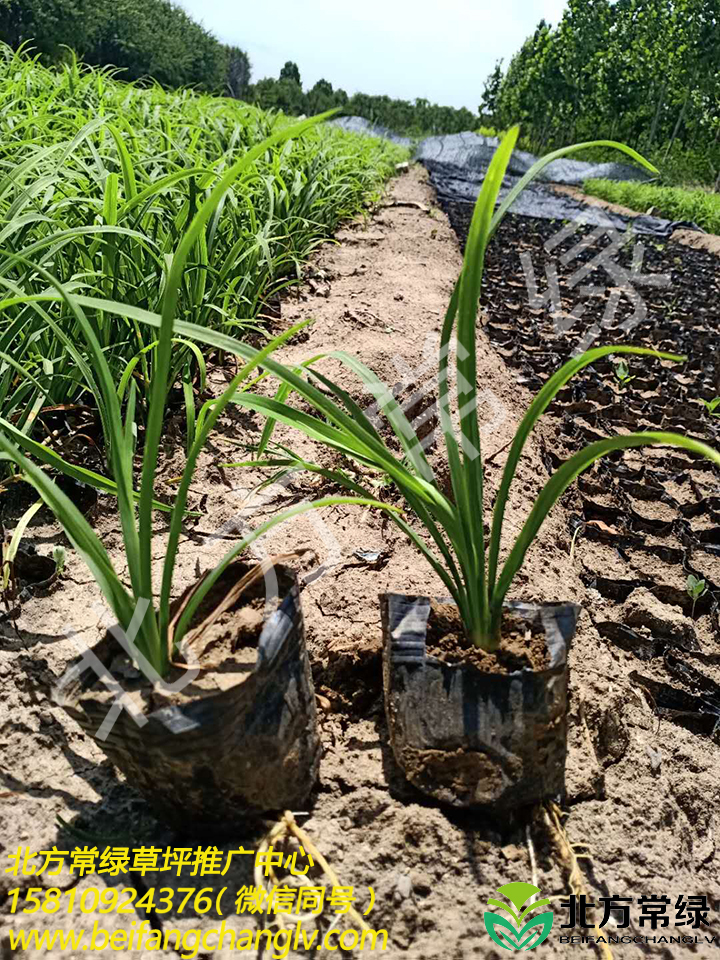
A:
584,177,720,234
0,45,405,482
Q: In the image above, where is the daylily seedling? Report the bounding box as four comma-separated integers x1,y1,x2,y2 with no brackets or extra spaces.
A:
229,130,720,651
0,112,395,678
53,545,67,577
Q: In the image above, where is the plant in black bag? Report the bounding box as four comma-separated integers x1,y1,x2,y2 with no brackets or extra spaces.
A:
230,127,720,651
223,129,720,807
0,111,396,827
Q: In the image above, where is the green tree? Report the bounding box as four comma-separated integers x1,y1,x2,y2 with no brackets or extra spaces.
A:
307,78,335,114
490,0,720,183
224,44,250,98
279,60,301,85
0,0,107,59
0,0,247,92
250,76,306,114
480,60,503,125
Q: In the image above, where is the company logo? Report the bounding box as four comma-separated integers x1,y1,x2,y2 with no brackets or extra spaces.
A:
484,882,554,951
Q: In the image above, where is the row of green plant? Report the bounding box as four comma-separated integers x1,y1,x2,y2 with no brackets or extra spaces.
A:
0,46,406,471
583,177,720,234
1,118,718,674
0,0,249,94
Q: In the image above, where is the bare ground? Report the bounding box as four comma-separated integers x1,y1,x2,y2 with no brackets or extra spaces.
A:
1,165,719,959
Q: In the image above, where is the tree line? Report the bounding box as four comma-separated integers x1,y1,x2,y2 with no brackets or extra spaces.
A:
0,0,250,94
248,61,480,136
481,0,720,185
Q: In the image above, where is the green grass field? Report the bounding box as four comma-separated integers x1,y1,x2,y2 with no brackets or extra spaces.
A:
583,178,720,235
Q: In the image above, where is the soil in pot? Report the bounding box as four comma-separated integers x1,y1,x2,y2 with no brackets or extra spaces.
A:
426,601,550,673
58,561,320,836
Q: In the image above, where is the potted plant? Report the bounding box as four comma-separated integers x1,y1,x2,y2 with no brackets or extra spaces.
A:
218,128,720,808
0,112,393,833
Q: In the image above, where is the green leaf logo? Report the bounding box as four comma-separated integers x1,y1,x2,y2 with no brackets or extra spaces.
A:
483,882,554,951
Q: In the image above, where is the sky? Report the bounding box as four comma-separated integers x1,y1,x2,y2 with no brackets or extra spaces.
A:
176,0,568,112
